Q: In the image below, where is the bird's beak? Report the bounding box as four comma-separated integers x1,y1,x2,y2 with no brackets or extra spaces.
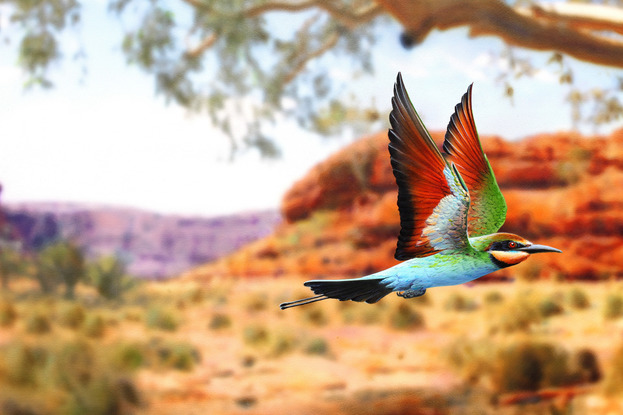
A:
517,244,562,254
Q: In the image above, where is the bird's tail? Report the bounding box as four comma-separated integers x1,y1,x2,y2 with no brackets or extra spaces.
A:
279,277,392,310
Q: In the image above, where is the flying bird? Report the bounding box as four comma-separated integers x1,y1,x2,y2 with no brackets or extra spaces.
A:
280,73,561,310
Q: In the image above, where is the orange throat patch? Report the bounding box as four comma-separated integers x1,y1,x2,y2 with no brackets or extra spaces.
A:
490,251,530,266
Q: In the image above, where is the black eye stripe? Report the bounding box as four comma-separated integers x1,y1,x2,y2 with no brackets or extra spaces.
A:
489,241,525,251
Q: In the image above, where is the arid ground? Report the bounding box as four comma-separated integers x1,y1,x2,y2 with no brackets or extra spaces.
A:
3,276,623,415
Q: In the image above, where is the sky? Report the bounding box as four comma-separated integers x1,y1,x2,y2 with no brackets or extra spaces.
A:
1,2,622,217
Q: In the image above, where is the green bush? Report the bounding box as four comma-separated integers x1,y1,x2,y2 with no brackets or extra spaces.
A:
58,303,86,329
448,339,574,394
538,297,564,318
242,324,298,357
0,338,143,415
82,314,106,338
37,241,85,300
1,341,48,386
87,256,134,300
304,337,330,356
152,339,201,371
603,293,623,320
494,342,571,393
243,324,269,346
567,287,590,310
145,306,179,331
208,312,232,330
109,342,146,371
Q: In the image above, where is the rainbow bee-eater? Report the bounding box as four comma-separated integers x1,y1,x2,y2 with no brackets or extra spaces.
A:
280,73,561,310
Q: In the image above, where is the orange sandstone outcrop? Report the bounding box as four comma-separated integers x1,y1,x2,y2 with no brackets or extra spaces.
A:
190,129,623,282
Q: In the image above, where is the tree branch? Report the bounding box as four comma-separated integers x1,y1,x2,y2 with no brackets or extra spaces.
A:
243,1,383,29
528,3,623,37
185,33,217,59
377,0,623,69
283,31,340,85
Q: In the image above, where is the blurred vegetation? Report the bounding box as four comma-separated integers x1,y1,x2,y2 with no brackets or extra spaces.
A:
36,241,86,300
0,245,25,291
4,1,623,157
87,256,134,301
1,245,623,414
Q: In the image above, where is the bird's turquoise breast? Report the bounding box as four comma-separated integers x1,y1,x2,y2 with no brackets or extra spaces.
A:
377,251,498,291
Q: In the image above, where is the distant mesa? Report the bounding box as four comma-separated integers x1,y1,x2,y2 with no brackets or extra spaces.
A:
1,201,281,279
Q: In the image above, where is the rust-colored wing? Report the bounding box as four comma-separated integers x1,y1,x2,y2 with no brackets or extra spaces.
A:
442,85,507,237
388,73,471,261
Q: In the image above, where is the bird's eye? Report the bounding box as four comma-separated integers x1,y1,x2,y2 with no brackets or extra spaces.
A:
507,241,517,249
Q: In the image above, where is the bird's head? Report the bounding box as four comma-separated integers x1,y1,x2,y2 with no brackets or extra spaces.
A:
470,233,562,268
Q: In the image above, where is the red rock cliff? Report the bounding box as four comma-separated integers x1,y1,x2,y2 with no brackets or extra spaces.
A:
191,128,623,282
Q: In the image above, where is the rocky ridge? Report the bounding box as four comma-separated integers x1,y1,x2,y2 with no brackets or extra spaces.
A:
190,128,623,282
3,202,280,278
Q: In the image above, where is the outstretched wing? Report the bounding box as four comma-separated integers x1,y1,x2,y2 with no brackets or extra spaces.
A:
389,73,471,261
442,84,507,236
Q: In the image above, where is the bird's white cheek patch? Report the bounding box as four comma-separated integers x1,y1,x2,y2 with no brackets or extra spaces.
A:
491,251,530,265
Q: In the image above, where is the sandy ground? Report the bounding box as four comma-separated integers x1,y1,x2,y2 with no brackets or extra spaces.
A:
123,278,623,415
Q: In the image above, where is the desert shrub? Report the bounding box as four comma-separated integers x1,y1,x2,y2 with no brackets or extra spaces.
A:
444,293,477,312
60,377,140,415
359,304,384,325
0,338,143,415
573,348,601,384
603,293,623,320
243,324,269,346
445,338,496,384
243,292,268,312
0,246,26,291
483,290,504,305
304,337,330,356
488,296,541,334
209,312,232,330
49,340,142,414
242,324,298,357
1,341,48,386
183,286,205,304
57,303,86,329
37,241,85,300
302,307,329,326
152,339,201,371
266,329,298,357
145,306,179,331
82,314,106,338
0,299,17,327
120,307,143,322
494,342,571,393
603,344,623,396
1,399,41,415
109,342,146,371
538,296,564,318
24,312,51,334
567,287,590,310
87,255,134,300
448,339,574,393
388,303,424,330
